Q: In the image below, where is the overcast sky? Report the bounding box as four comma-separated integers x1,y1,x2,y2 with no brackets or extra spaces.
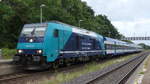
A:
82,0,150,45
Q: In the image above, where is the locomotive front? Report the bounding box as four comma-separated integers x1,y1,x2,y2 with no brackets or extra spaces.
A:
13,23,48,68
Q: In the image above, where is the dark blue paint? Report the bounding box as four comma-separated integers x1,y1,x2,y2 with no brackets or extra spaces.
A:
18,49,39,55
58,32,104,59
18,37,44,43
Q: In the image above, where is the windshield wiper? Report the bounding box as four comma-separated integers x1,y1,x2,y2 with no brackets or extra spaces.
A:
31,27,36,36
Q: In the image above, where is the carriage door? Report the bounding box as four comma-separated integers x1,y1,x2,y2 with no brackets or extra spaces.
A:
53,29,59,53
59,29,65,51
53,28,65,53
54,28,65,53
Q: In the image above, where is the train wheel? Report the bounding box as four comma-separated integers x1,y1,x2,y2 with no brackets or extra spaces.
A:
41,63,49,69
58,59,65,67
64,59,71,67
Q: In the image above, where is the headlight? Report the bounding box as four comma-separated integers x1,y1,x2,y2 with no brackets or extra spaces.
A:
37,50,42,54
29,39,33,42
18,50,23,53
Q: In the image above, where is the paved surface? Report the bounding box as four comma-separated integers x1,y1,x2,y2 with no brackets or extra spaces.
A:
0,59,12,62
125,55,148,84
0,59,21,76
141,55,150,84
0,59,12,64
126,54,150,84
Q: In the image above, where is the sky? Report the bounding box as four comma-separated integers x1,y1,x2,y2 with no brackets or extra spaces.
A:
82,0,150,45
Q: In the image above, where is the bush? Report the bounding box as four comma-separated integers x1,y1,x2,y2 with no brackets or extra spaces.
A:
1,48,16,59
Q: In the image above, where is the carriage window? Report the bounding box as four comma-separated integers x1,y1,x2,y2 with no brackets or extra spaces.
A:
54,29,59,37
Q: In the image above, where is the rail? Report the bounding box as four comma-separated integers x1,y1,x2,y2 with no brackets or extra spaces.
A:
63,51,149,84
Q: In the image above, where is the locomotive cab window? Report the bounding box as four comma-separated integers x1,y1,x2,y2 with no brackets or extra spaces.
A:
54,29,59,37
21,27,46,37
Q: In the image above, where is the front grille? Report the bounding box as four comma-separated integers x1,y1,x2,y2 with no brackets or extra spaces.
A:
20,49,39,55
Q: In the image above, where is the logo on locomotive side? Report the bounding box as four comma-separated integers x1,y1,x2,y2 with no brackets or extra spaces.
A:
26,45,35,48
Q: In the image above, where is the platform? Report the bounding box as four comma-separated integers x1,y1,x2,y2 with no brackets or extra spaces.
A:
125,54,150,84
141,55,150,84
0,59,12,64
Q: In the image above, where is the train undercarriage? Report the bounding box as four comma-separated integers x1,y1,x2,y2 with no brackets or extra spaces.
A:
13,54,103,70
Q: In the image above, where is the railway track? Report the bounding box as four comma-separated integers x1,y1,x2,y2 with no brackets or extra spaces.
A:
0,52,148,84
0,71,35,82
0,60,97,83
64,51,149,84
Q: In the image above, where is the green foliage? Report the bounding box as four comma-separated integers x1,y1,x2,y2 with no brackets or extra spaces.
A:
2,48,16,59
0,0,123,48
122,40,133,43
139,71,144,74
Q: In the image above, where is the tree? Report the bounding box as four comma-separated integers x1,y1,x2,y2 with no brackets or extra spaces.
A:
0,0,123,48
122,40,133,43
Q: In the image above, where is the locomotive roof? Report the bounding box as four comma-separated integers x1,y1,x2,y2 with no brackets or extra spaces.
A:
23,21,104,39
23,21,141,48
50,21,104,39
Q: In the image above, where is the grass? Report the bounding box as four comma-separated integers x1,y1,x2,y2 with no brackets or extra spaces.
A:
144,54,150,68
139,71,145,74
1,48,16,59
37,53,140,84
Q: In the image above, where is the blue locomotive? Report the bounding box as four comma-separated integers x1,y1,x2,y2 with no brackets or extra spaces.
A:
13,21,142,69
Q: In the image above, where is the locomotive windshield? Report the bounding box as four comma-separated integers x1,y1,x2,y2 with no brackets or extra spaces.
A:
21,27,46,37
